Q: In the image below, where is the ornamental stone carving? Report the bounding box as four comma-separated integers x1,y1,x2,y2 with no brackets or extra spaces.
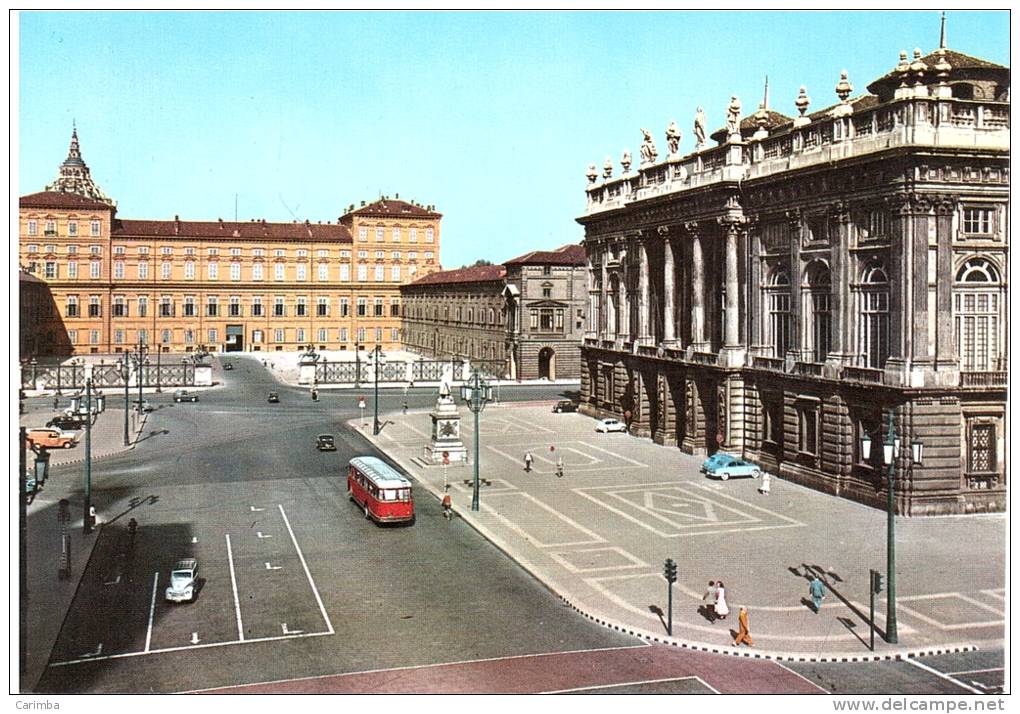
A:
665,120,682,157
586,164,598,184
621,149,632,174
726,96,742,137
794,85,811,127
694,106,708,149
603,156,614,179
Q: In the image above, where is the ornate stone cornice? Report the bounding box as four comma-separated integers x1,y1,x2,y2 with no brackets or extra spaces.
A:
828,200,852,224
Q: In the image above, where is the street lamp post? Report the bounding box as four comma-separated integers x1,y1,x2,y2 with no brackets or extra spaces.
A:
155,344,162,393
119,357,130,446
372,345,382,435
355,340,361,388
861,410,923,645
460,371,493,512
83,369,93,535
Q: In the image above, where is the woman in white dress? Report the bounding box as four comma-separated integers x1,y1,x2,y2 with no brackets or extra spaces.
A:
714,581,730,621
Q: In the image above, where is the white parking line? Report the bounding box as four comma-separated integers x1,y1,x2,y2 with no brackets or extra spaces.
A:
226,533,244,642
584,441,648,467
145,571,158,652
278,504,335,635
541,675,715,694
903,658,983,694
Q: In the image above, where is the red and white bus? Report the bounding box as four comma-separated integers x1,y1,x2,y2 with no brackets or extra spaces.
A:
347,456,415,524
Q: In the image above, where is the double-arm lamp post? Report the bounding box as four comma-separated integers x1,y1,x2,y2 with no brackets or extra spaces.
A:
460,371,493,512
860,410,923,645
372,345,383,435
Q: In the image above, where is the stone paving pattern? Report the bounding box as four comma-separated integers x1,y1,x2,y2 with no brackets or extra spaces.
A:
359,404,1005,660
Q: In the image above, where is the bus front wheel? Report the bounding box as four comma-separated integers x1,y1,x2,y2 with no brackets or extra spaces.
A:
364,504,371,520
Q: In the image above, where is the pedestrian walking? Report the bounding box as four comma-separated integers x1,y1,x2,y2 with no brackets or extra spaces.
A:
733,606,754,647
702,581,718,623
441,493,453,521
808,575,826,613
714,581,730,621
53,396,60,410
524,452,534,473
758,471,771,495
555,456,564,478
402,399,408,415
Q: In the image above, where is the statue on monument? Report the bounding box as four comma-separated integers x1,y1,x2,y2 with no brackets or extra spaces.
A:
665,120,682,156
639,128,658,165
726,95,742,136
694,106,707,148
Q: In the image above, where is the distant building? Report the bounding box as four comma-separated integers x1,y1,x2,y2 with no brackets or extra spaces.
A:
18,128,442,356
19,271,53,358
502,244,587,380
400,244,587,379
578,43,1008,515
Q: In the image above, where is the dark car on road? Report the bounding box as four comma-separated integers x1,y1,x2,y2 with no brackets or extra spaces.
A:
46,414,85,430
268,392,280,403
173,390,199,402
316,434,337,451
223,362,234,371
553,400,578,413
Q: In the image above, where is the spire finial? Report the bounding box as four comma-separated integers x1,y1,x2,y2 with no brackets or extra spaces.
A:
939,11,947,49
763,75,769,110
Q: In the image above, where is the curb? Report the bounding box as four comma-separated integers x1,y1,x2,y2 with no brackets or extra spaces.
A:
43,413,149,469
355,418,983,665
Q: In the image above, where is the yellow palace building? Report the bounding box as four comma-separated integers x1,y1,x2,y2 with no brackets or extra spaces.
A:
19,129,442,356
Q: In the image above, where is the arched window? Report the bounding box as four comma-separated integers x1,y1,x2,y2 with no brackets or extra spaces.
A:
859,263,889,368
954,258,1004,371
766,267,792,358
804,262,832,363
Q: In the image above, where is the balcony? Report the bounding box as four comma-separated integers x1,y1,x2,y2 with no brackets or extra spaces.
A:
960,371,1008,388
751,355,785,372
690,351,719,366
791,361,824,377
842,366,884,384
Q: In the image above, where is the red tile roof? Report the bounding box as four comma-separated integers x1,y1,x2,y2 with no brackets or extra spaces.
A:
504,243,586,266
19,270,47,285
112,218,352,242
407,264,505,286
870,49,1008,87
344,198,442,219
20,191,115,211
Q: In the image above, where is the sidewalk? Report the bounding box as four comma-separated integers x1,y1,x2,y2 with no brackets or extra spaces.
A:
19,406,148,692
357,404,1005,663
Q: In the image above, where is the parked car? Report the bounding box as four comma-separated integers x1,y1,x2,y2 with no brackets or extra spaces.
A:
165,558,198,603
139,400,155,413
553,400,578,413
46,414,85,430
173,390,199,403
223,362,234,371
701,453,762,481
594,417,627,433
25,427,80,449
316,434,337,451
268,392,280,403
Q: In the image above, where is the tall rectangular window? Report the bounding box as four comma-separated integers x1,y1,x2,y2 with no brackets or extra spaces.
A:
358,265,368,281
391,265,401,281
296,298,307,317
160,298,174,317
137,297,148,317
89,296,102,317
90,220,101,236
45,262,57,279
252,297,263,316
296,263,306,281
27,220,37,235
374,298,384,317
184,262,195,279
275,263,285,281
66,296,79,317
68,222,78,237
184,297,196,317
274,328,285,343
138,262,148,279
968,423,996,473
252,263,263,281
769,292,792,358
318,328,328,342
340,264,350,281
296,328,305,343
229,296,241,317
231,263,241,281
207,297,219,317
317,297,328,316
68,262,78,279
208,328,218,344
161,262,172,279
112,297,126,317
340,297,350,317
375,227,384,242
798,403,819,456
339,328,348,342
963,208,993,235
274,297,285,317
357,298,367,317
208,262,218,280
114,329,125,345
426,228,434,243
136,329,146,345
409,228,417,243
374,265,385,281
358,327,366,342
392,227,401,242
318,264,328,281
90,330,100,345
114,261,124,279
90,261,101,279
358,227,368,242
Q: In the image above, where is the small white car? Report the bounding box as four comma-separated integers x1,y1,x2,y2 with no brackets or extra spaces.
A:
165,558,197,603
595,417,627,433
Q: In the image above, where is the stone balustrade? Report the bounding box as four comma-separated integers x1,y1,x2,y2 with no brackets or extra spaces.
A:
585,96,1009,215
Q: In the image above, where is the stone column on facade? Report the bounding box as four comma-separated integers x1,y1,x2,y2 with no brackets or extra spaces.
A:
687,222,708,351
618,250,631,341
719,217,746,367
933,196,960,385
786,209,804,361
746,217,768,357
638,239,651,343
661,228,676,345
886,193,933,388
825,201,854,377
600,250,609,340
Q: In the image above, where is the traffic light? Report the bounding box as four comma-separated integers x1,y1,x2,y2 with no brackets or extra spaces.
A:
663,558,677,584
871,569,884,594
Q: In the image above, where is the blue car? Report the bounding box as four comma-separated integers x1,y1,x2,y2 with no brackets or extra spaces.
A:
701,453,762,481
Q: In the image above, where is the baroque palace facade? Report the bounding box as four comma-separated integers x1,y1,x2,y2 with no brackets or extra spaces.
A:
579,44,1008,515
18,129,441,356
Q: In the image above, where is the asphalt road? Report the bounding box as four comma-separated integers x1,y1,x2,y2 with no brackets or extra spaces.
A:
28,359,1006,694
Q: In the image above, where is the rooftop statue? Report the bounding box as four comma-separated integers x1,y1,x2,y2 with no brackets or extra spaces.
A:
694,106,707,148
665,120,682,156
639,128,658,165
726,96,742,136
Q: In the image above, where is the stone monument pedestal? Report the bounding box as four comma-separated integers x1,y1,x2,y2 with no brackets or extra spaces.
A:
425,396,468,464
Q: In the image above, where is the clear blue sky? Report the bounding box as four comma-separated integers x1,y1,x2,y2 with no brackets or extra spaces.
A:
17,11,1009,268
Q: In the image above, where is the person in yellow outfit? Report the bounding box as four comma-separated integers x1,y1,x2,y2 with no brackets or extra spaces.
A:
733,606,753,647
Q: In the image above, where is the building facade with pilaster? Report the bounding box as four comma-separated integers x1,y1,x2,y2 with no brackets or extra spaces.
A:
579,45,1008,515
